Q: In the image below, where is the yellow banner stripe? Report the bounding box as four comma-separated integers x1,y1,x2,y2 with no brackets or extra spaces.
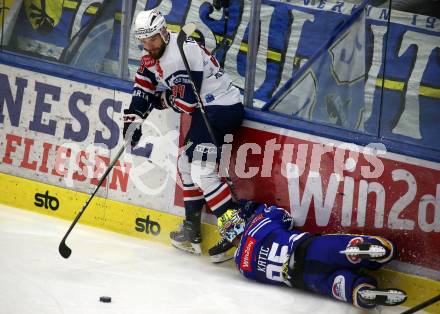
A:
237,42,282,62
167,24,181,33
376,78,405,91
64,0,78,10
420,85,440,99
376,79,440,99
85,6,99,15
268,50,282,62
233,43,440,97
240,42,248,53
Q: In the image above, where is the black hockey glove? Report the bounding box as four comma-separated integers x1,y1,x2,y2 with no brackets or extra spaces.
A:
158,89,174,109
123,109,144,146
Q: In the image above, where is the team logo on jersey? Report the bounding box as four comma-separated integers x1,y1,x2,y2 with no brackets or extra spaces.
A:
346,237,364,264
240,236,256,272
142,55,156,68
243,213,263,237
332,275,347,301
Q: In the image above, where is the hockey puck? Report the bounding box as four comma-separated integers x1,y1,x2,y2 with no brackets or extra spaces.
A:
99,296,111,303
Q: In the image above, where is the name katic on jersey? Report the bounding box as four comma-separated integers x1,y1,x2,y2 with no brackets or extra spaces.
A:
256,245,271,274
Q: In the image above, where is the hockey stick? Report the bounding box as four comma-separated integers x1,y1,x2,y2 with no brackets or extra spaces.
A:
59,108,152,258
211,3,230,67
176,22,238,201
58,140,130,258
400,292,440,314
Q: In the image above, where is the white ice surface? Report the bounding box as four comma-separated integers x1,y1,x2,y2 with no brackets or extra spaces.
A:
0,205,412,314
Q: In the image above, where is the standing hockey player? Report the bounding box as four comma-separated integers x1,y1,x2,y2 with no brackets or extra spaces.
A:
218,201,407,309
122,9,243,262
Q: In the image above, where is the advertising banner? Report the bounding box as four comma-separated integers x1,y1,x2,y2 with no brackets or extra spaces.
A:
175,117,440,272
0,64,181,214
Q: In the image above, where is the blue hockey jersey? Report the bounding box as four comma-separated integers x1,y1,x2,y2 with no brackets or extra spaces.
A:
234,204,311,286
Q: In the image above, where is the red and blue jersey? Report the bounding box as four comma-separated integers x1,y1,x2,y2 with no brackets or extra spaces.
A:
129,32,241,115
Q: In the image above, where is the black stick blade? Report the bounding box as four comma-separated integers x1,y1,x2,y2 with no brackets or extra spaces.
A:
59,241,72,259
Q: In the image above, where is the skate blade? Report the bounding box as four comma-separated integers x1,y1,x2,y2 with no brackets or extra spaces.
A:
170,239,202,255
340,245,386,258
359,289,407,306
210,252,234,263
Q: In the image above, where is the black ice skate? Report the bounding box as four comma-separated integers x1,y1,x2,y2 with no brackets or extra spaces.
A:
208,237,234,263
357,288,407,306
340,241,392,262
170,220,202,255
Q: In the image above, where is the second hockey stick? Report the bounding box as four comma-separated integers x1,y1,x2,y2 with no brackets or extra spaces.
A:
176,23,238,201
400,292,440,314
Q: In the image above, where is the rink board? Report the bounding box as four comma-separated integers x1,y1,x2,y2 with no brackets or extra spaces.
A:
0,172,439,313
0,172,221,253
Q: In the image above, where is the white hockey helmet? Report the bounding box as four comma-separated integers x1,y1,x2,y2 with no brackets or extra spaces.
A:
134,9,169,43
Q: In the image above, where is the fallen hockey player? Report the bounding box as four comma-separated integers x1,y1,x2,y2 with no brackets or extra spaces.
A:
218,200,407,309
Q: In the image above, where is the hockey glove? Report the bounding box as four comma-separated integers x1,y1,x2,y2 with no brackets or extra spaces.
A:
123,109,144,146
158,89,174,109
